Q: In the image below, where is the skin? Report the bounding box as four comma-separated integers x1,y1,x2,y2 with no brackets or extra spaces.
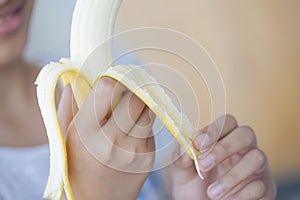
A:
58,83,277,199
0,0,32,68
166,115,277,199
0,0,47,147
58,80,156,199
0,0,277,199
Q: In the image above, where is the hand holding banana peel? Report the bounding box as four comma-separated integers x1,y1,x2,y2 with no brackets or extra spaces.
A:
35,0,276,199
35,0,200,199
57,79,157,200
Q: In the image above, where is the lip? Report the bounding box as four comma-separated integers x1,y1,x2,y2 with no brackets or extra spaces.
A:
0,0,24,35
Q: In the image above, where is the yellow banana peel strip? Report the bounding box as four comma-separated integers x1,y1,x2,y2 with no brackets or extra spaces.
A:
35,62,78,200
35,0,203,199
101,65,198,158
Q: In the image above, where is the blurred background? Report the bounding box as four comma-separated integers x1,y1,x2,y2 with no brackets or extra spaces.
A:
25,0,300,199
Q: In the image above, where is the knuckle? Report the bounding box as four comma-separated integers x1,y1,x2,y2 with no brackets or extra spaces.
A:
255,180,267,197
239,125,255,134
129,92,139,101
125,142,155,169
207,125,219,139
101,151,113,164
113,144,137,167
101,77,117,88
217,140,231,156
99,144,114,164
101,138,115,163
127,153,154,172
125,152,138,165
143,153,155,169
240,125,256,145
223,171,240,190
95,78,116,98
136,138,152,152
238,180,267,199
138,114,152,128
224,114,238,127
145,111,154,126
251,149,266,168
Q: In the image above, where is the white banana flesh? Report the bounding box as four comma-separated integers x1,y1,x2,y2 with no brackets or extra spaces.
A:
35,0,202,199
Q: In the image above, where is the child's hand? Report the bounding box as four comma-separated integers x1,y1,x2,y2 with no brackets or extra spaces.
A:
58,78,155,200
167,115,276,200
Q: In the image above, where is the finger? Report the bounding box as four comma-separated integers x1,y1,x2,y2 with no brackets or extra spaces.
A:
93,108,156,173
198,126,257,171
128,107,155,139
207,149,266,199
74,77,126,133
193,114,238,152
229,180,267,200
86,91,145,152
106,91,146,135
210,153,244,180
126,107,155,153
94,78,127,124
175,148,195,169
171,147,203,183
57,84,78,135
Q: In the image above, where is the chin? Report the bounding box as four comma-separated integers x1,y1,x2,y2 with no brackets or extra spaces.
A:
0,0,34,68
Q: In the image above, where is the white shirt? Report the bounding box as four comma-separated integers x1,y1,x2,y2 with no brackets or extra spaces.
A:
0,139,167,200
0,105,170,200
0,145,50,200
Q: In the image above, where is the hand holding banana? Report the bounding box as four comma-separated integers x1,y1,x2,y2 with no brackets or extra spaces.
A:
35,0,276,199
35,0,200,199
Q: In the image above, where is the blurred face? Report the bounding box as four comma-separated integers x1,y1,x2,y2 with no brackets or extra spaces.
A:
0,0,34,68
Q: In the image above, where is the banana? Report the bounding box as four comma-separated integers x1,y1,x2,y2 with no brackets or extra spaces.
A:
35,0,202,199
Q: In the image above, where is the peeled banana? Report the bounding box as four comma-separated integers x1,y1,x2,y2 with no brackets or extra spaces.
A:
35,0,202,199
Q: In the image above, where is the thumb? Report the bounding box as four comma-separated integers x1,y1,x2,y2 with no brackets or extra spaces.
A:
170,147,198,181
57,84,78,135
176,147,195,169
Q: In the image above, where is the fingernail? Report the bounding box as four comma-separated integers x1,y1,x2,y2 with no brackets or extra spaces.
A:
199,154,215,169
208,182,223,198
195,134,209,150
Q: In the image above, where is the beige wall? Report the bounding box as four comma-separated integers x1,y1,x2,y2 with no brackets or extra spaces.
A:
117,0,300,177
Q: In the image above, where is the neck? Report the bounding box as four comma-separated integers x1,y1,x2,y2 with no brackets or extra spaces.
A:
0,60,48,147
0,59,36,108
